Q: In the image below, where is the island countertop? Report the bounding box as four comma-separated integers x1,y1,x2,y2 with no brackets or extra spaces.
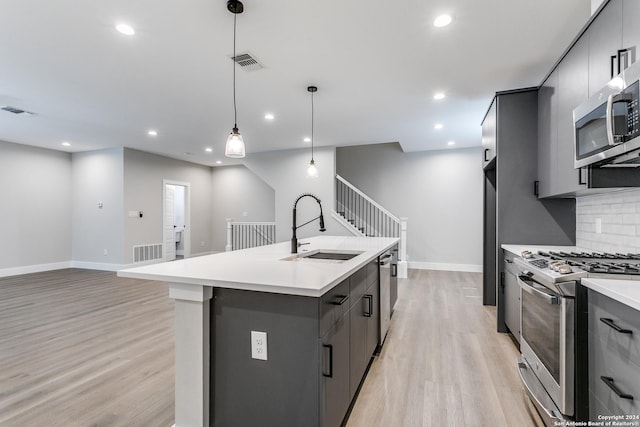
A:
118,235,399,297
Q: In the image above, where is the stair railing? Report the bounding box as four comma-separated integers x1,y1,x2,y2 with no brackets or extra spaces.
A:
226,219,276,251
335,175,400,238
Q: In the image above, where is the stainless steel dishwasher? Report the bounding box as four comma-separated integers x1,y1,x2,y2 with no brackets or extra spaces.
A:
379,249,392,345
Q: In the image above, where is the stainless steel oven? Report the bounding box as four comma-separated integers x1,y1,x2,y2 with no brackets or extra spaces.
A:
514,256,583,426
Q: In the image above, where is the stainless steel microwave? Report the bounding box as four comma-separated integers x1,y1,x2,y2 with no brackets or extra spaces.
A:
573,60,640,168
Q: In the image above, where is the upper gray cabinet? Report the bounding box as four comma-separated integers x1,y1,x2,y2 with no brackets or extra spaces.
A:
588,0,622,96
623,0,640,64
537,70,558,198
482,100,497,169
556,36,590,196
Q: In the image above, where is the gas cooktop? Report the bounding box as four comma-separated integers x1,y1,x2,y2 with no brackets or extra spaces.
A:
538,251,640,275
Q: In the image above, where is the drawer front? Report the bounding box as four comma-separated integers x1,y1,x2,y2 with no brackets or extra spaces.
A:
349,266,368,309
589,291,640,368
320,279,350,336
588,330,640,419
366,259,378,289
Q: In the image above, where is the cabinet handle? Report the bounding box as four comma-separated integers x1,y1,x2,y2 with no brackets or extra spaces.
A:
331,295,349,306
600,317,633,334
391,264,397,277
578,167,586,185
322,344,333,378
484,148,490,162
534,181,539,197
364,294,373,317
601,376,634,400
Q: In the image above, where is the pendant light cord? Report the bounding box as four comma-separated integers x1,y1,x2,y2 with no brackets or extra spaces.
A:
233,13,238,129
311,90,314,161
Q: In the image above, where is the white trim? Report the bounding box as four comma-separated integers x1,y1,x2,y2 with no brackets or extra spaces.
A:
71,261,128,271
408,261,482,273
0,261,72,277
330,210,364,236
169,283,214,302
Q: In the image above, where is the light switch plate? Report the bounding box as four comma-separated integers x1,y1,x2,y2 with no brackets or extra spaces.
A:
251,331,267,361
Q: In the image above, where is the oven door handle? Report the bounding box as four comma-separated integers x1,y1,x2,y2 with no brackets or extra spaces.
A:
517,275,560,305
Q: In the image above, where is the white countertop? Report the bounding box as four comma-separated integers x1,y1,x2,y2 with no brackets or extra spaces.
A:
118,236,399,297
581,278,640,312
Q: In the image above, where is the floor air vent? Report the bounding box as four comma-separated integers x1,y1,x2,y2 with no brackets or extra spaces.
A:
232,52,264,71
133,243,163,263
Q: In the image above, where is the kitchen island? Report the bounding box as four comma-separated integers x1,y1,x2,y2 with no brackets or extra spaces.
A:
118,235,398,427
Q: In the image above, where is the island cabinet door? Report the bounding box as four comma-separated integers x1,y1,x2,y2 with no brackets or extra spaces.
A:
321,314,350,427
350,297,369,398
364,281,380,357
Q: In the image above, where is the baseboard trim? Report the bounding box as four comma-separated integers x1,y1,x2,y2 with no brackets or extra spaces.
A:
0,261,72,278
71,261,128,271
408,261,482,273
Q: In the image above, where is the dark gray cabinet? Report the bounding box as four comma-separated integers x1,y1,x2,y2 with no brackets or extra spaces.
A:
322,315,350,427
537,70,558,198
588,0,623,96
211,262,381,427
557,36,590,195
482,89,575,333
482,100,497,168
623,0,640,62
503,252,520,343
588,289,640,419
349,261,379,398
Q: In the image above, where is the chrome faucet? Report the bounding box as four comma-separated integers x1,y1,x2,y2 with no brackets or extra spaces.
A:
291,193,326,253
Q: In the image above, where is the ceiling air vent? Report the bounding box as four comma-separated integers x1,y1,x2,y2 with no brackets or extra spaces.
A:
1,106,36,116
231,52,264,71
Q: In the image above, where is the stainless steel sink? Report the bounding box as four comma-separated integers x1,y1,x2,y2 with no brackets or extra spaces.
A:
281,250,363,263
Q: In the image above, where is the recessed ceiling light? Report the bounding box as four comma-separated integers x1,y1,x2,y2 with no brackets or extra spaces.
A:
303,137,311,143
447,141,455,146
216,160,222,165
433,14,453,27
147,129,158,137
116,23,135,36
61,141,71,147
205,147,213,153
434,123,443,130
433,93,446,100
264,113,275,120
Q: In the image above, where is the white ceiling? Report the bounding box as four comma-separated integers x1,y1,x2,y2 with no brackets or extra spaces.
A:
0,0,591,167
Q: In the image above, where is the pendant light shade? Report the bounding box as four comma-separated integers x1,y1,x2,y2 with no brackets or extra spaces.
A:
307,85,318,178
225,127,245,158
225,0,246,158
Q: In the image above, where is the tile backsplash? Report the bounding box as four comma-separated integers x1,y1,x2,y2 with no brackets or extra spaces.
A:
576,189,640,253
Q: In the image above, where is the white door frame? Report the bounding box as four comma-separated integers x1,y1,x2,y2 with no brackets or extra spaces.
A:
162,179,191,261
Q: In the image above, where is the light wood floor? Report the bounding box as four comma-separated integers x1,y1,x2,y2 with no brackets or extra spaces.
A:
346,269,543,427
0,269,175,426
0,268,542,426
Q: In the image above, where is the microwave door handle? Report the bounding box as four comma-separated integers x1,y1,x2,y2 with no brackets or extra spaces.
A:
606,92,634,145
606,93,616,146
517,275,560,305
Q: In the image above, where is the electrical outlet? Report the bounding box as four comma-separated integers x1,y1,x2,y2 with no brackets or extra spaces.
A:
596,218,602,234
251,331,267,361
103,249,108,256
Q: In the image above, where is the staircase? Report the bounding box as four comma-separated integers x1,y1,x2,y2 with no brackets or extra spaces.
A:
334,175,408,278
334,175,400,238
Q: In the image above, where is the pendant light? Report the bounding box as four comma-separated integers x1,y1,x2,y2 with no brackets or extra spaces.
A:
225,0,246,158
307,85,318,178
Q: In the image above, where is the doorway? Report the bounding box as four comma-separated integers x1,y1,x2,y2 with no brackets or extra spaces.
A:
162,180,191,261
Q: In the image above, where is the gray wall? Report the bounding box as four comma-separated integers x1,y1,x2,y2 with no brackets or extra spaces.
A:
242,146,350,244
71,148,125,266
123,148,213,263
0,140,72,271
337,143,483,270
211,165,276,252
